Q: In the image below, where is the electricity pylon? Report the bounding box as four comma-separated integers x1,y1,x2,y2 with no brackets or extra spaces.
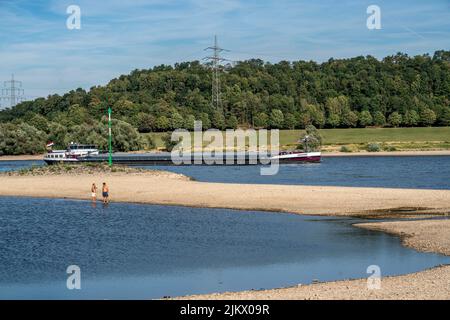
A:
2,74,24,108
203,36,230,114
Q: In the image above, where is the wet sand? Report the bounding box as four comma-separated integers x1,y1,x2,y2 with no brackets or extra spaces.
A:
356,219,450,256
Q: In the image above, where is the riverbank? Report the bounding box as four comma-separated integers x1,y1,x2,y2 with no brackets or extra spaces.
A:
1,168,450,216
175,265,450,300
0,154,44,161
322,150,450,157
174,219,450,300
2,149,450,162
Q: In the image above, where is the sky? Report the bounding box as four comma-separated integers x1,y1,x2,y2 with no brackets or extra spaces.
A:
0,0,449,107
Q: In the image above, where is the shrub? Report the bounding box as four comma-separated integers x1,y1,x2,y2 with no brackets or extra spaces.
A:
340,145,353,153
142,135,156,150
161,133,178,152
383,145,397,152
366,143,381,152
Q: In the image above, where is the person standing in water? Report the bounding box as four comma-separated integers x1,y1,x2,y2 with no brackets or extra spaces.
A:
91,183,97,202
102,182,109,204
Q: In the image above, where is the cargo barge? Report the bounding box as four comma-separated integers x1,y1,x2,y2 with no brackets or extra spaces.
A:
44,144,321,165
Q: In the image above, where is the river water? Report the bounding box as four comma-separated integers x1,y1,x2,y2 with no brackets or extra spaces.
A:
0,197,448,299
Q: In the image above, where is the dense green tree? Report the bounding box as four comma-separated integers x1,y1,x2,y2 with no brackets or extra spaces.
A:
199,112,211,130
420,108,437,126
327,113,340,128
226,115,238,129
184,114,196,131
170,111,184,130
388,112,403,127
65,119,142,152
284,113,296,129
0,123,47,155
359,110,373,127
254,112,269,128
27,113,50,133
341,110,358,128
155,115,170,131
269,109,284,129
439,107,450,126
48,122,68,148
311,109,326,128
135,113,155,133
373,111,386,126
403,110,420,127
212,111,225,130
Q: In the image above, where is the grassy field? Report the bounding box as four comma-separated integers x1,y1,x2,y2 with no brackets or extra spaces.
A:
144,127,450,152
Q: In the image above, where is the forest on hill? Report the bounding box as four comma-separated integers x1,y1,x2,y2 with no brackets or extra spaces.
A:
0,50,449,155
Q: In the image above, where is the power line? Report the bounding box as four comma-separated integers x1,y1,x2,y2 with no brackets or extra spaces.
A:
2,74,25,108
203,35,231,114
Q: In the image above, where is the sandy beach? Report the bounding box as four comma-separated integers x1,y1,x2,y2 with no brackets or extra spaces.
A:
1,167,450,299
175,265,450,300
1,170,450,216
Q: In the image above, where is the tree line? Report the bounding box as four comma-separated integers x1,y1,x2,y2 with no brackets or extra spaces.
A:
0,50,449,154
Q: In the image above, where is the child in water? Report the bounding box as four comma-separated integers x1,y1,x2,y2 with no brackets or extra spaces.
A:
91,183,97,202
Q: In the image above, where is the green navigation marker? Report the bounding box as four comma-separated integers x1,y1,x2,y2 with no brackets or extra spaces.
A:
108,107,112,166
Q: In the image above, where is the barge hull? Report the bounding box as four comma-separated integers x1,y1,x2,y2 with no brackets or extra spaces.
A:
44,152,321,166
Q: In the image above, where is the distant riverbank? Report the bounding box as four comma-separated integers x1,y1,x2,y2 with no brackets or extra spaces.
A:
0,154,44,161
323,150,450,157
2,149,450,162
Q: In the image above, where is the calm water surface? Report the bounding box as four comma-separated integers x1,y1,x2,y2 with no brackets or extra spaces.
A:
141,156,450,189
0,160,44,173
0,197,448,299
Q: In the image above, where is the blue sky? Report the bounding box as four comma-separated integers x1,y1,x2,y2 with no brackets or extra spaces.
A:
0,0,449,105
